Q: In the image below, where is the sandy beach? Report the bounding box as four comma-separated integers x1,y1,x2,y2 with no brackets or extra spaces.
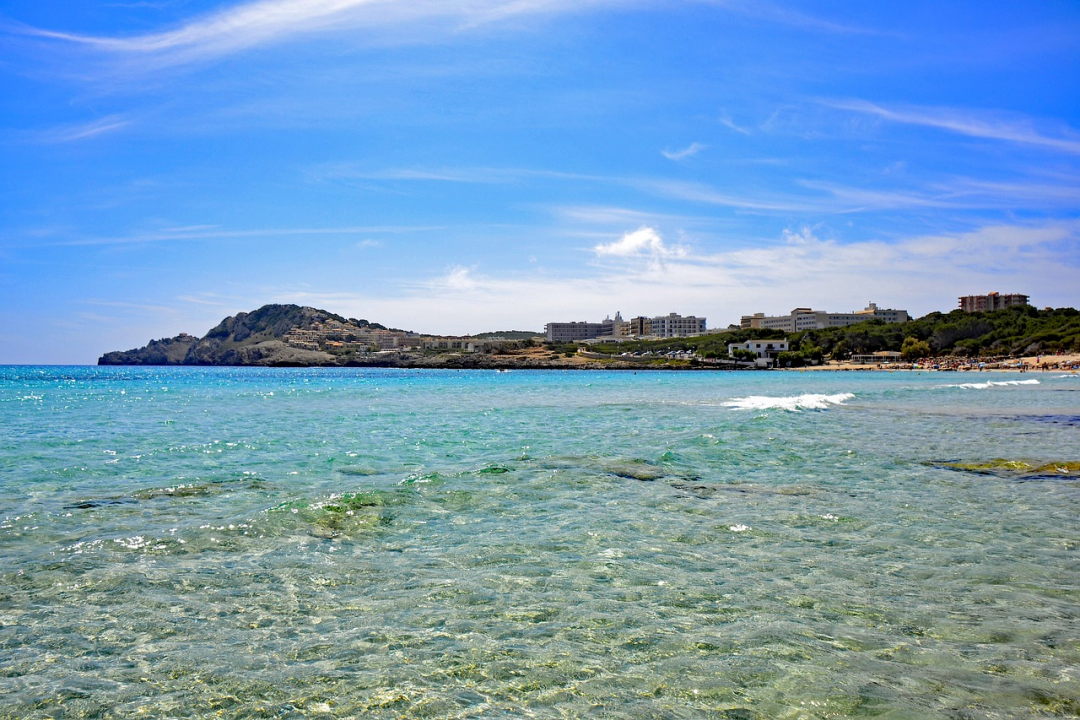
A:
800,354,1080,372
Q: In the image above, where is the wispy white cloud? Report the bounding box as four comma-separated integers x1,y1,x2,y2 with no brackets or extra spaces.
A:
932,177,1080,206
47,224,442,247
306,163,610,188
824,99,1080,155
311,165,521,184
16,0,624,68
698,0,878,35
661,142,706,160
10,0,887,76
177,293,239,307
551,205,712,227
797,180,967,211
718,113,750,135
637,178,822,212
644,175,1080,214
35,115,131,143
309,162,1079,217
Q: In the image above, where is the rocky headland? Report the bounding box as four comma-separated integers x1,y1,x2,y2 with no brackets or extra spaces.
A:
98,304,714,370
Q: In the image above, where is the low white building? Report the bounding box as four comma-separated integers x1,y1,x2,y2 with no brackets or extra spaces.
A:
728,339,789,366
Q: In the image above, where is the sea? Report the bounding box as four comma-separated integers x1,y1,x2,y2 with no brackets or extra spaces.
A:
1,366,1078,719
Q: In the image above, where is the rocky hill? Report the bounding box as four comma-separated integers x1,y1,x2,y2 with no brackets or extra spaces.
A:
99,305,354,366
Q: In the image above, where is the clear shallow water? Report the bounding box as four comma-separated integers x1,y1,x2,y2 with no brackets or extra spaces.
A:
1,366,1078,719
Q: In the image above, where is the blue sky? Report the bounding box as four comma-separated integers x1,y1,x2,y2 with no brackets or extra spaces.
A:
1,0,1078,363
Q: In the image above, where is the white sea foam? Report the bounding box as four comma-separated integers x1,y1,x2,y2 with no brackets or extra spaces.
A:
722,393,855,411
946,379,1040,390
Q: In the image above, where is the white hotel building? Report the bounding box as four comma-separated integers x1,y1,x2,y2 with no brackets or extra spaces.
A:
740,302,909,333
545,311,706,342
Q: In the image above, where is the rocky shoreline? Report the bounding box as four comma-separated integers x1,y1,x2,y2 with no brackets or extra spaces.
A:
99,346,756,371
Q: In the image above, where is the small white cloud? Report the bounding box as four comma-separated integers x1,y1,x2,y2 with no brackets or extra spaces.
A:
594,226,687,259
356,239,381,248
661,142,706,161
435,265,478,291
782,226,826,246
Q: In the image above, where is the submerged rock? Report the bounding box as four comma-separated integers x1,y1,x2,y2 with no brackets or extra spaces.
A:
337,466,381,477
64,498,137,510
932,459,1080,479
274,490,412,539
604,459,666,481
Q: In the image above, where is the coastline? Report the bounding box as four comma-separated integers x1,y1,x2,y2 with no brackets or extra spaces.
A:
89,353,1080,373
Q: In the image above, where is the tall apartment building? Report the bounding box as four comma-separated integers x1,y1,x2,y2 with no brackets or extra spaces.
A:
958,292,1029,313
630,316,650,336
741,302,909,332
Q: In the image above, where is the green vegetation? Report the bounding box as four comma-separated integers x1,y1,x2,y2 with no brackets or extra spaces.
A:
901,337,932,360
204,304,347,341
579,306,1078,361
777,339,824,367
587,328,786,358
792,306,1080,358
544,342,580,355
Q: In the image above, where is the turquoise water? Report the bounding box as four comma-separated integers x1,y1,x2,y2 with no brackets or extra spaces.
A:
1,366,1078,718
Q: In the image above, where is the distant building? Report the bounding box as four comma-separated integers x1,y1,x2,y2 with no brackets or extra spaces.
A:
610,312,631,337
546,311,705,342
545,321,610,343
958,292,1029,313
629,316,650,337
852,351,903,365
648,313,707,338
422,337,509,352
728,339,789,358
728,339,789,366
740,302,909,332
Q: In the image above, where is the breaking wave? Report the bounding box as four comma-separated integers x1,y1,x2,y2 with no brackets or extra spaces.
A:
946,379,1040,390
723,393,855,411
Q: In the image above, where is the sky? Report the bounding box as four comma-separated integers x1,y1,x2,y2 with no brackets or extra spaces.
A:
1,0,1078,363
